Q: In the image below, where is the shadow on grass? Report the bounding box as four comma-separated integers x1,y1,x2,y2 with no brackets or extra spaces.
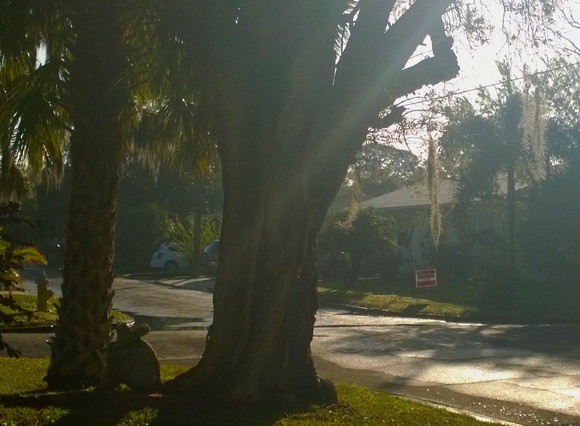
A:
0,391,322,425
401,303,429,315
0,392,151,425
152,397,315,426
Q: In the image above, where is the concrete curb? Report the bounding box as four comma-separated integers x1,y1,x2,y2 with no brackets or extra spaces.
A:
387,392,520,425
316,302,580,327
1,325,55,334
0,319,134,334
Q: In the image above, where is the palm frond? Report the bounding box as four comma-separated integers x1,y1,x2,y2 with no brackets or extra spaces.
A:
135,91,218,176
0,52,35,85
0,0,41,59
0,58,69,183
0,148,29,202
12,245,47,266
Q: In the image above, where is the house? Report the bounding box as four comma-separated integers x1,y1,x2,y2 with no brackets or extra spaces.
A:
362,178,527,273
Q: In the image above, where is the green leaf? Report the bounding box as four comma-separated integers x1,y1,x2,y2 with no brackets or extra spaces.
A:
12,246,47,266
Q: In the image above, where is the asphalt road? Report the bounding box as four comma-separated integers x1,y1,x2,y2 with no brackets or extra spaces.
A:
12,271,580,424
312,311,580,424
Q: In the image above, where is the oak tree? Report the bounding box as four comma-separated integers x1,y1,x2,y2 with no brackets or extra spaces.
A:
166,0,461,402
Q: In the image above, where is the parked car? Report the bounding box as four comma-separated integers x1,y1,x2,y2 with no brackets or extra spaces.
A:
150,243,188,272
199,240,219,274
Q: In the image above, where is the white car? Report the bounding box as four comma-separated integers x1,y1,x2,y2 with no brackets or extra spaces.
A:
150,243,188,272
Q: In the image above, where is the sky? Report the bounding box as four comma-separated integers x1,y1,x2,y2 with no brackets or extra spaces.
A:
451,0,578,91
389,0,580,157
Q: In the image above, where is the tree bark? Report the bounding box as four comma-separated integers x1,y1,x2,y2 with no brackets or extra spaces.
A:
45,2,128,389
169,173,339,404
166,0,458,403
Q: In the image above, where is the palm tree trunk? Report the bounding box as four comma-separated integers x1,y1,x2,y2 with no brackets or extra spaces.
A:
46,2,128,389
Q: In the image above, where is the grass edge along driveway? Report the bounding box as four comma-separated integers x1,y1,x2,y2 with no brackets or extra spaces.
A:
0,358,494,425
318,277,580,324
318,279,476,320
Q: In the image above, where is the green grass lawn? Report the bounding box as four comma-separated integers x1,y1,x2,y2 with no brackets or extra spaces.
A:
0,292,132,329
318,278,479,319
318,276,580,324
0,358,492,425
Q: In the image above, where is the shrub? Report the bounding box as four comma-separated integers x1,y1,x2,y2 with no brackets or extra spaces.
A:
319,207,396,280
0,202,46,357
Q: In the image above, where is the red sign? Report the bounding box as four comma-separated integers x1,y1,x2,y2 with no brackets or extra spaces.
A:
415,269,437,288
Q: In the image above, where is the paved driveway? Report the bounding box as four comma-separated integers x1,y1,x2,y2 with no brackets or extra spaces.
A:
312,309,580,424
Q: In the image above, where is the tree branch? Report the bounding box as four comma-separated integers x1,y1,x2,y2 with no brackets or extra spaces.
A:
351,0,396,39
378,0,454,75
369,105,405,129
334,0,396,89
386,15,460,103
334,0,454,108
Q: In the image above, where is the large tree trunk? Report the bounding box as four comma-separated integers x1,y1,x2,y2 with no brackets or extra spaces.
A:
167,128,346,403
46,2,127,389
167,0,458,403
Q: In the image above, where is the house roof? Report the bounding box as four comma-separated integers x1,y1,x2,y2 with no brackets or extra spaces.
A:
363,179,457,211
363,176,529,212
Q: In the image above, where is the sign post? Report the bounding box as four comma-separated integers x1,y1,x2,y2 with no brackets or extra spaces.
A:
415,269,437,288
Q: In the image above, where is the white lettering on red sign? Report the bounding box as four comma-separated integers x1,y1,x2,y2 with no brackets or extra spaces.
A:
415,269,437,288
